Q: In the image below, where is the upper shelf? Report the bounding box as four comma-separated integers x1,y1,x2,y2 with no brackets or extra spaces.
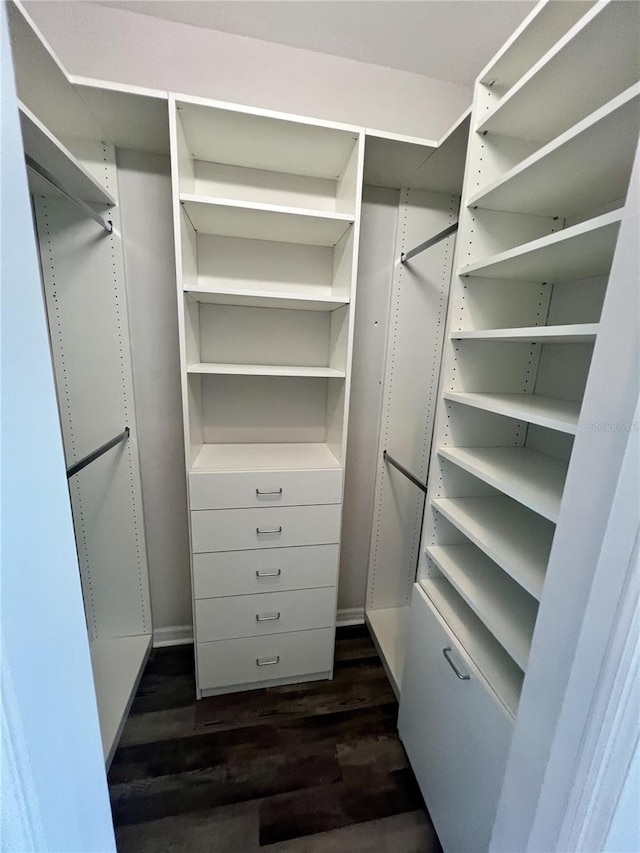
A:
181,195,354,246
451,324,599,344
443,391,581,435
184,286,349,312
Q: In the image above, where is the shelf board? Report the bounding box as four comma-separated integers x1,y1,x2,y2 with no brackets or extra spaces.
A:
184,286,349,312
451,324,598,344
432,496,553,600
426,544,537,670
364,132,436,191
444,391,581,434
180,194,354,246
187,362,345,378
420,578,524,718
438,445,568,522
469,85,640,218
366,606,409,699
191,442,342,472
18,101,116,206
459,209,622,282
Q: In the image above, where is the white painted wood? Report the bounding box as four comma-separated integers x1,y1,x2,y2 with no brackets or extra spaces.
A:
195,587,336,641
189,468,342,510
191,504,342,553
185,287,348,312
193,544,339,599
363,133,435,191
398,583,516,853
432,497,552,600
452,324,598,343
191,442,341,472
197,627,334,690
444,391,580,434
409,112,470,195
366,606,408,698
187,363,345,378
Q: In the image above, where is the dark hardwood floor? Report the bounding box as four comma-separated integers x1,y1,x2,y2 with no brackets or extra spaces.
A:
108,625,442,852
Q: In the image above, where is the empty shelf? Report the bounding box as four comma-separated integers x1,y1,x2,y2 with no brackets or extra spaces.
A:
187,363,345,378
438,445,568,522
451,324,598,344
191,442,342,472
444,391,580,434
366,606,409,698
184,286,349,312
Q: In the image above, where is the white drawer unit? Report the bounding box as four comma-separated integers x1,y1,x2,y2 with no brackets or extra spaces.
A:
193,544,339,599
190,503,342,553
189,468,343,510
197,627,335,694
195,586,336,642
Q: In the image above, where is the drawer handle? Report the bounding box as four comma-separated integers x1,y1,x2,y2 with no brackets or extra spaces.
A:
256,526,282,535
256,656,280,666
256,569,282,578
256,488,283,496
443,647,470,680
256,612,281,622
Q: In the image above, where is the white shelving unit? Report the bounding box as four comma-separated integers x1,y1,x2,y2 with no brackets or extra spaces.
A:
399,3,640,850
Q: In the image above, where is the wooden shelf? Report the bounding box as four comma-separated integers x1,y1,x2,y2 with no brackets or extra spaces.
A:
191,442,342,473
187,362,345,378
432,496,553,600
469,86,639,218
366,606,409,698
19,101,116,206
444,391,581,434
459,210,622,282
426,544,537,670
180,194,354,246
184,286,349,312
438,445,568,522
451,324,598,344
421,577,524,718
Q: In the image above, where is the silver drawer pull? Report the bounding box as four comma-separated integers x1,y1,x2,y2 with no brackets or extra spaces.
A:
256,526,282,535
256,656,280,666
256,569,282,578
256,612,281,622
256,488,283,496
443,647,470,680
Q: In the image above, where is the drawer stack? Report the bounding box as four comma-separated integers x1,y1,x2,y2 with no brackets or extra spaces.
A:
189,466,342,696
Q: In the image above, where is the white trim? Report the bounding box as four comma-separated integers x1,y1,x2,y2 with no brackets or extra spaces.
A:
152,625,194,648
337,607,365,627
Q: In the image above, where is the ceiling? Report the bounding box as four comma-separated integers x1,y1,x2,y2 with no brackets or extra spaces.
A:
96,1,536,86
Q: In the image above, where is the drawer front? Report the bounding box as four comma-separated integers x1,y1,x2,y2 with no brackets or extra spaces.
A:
191,504,342,553
193,544,339,599
197,627,335,691
195,586,336,642
398,584,514,853
189,468,342,510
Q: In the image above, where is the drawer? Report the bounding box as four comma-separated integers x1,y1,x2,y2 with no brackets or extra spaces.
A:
193,544,339,599
195,586,336,642
191,504,342,553
189,468,342,510
197,627,335,692
398,584,514,853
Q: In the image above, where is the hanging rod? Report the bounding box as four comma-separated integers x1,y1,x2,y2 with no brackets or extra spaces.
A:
25,154,113,235
383,450,427,494
400,221,458,264
66,427,129,479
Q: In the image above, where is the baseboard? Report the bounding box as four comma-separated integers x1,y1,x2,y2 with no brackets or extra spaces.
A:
336,607,365,627
152,625,194,648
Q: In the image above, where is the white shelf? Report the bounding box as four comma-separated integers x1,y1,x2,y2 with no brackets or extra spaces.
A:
451,324,598,344
469,85,640,217
476,2,640,143
426,544,537,670
18,101,116,206
444,391,581,435
191,442,342,473
459,209,622,282
89,634,151,766
363,132,436,191
184,286,349,312
431,496,553,600
438,445,568,522
187,362,345,378
421,577,524,718
181,194,354,246
366,606,409,699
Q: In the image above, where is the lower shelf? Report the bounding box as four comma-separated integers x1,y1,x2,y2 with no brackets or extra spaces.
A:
366,606,409,699
191,442,342,472
89,634,151,766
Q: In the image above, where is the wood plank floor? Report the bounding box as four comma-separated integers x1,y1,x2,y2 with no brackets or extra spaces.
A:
109,625,442,852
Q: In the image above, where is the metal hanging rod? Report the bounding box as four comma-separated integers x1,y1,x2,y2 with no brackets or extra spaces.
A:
25,154,113,235
66,427,129,479
383,450,427,494
401,221,458,264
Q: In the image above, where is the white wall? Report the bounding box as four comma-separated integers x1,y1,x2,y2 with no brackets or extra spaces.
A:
23,0,471,140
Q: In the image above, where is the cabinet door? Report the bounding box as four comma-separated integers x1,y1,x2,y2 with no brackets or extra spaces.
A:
398,584,514,853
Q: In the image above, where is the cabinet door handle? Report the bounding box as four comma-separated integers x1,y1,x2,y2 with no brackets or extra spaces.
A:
256,526,282,535
256,569,281,578
256,656,280,666
256,612,281,622
443,647,470,680
256,488,283,496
